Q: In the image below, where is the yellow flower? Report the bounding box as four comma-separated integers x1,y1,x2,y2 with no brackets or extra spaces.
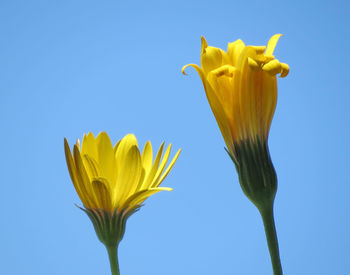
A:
64,132,181,274
182,34,289,162
64,132,181,213
183,35,289,275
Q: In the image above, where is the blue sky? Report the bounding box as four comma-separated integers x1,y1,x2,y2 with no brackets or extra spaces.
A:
1,0,349,274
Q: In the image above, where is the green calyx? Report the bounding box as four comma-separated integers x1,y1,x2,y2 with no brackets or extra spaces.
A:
226,137,277,210
77,206,138,275
78,206,138,248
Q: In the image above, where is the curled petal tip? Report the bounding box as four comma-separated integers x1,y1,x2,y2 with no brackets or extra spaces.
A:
181,64,202,77
262,59,282,76
181,65,189,75
279,63,290,78
248,57,260,71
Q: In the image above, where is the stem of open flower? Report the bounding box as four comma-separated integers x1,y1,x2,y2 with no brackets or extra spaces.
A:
259,203,283,275
106,245,120,275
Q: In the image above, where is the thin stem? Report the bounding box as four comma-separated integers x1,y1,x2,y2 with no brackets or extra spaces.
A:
259,204,283,275
106,245,120,275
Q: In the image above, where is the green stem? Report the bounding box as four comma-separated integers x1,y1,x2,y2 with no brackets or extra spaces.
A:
259,204,283,275
106,245,120,275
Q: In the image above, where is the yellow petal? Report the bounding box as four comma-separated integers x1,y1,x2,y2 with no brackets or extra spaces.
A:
81,132,98,163
204,72,235,148
280,63,290,78
64,138,91,208
183,63,234,145
150,144,172,188
141,141,153,175
82,154,101,179
114,139,121,154
265,34,282,57
96,132,115,183
135,167,146,193
227,39,245,66
121,187,172,210
260,74,277,138
248,57,260,71
201,36,229,75
73,145,97,208
92,179,112,212
113,145,142,207
262,59,282,76
251,45,266,54
140,142,164,190
182,64,207,89
154,148,181,187
114,133,138,176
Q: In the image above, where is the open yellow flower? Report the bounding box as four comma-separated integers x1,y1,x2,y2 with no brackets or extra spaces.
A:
182,34,289,162
64,132,181,275
64,132,181,213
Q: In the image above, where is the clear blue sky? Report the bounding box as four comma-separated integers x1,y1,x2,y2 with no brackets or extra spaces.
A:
1,0,349,274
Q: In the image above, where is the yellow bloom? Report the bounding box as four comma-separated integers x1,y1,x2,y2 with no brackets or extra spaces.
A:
182,34,289,162
183,35,288,275
64,132,181,274
64,132,181,213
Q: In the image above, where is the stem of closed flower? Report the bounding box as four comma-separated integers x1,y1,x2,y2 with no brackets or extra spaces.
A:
106,245,120,275
259,203,283,275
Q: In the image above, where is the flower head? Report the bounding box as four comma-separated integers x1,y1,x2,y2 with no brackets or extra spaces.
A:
183,35,289,208
65,132,181,213
64,132,181,247
64,132,180,274
182,34,289,163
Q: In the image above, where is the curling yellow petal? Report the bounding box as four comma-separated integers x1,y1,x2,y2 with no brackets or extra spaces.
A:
183,63,234,145
248,57,260,71
265,34,282,57
280,63,289,78
154,149,181,187
183,62,234,148
201,36,229,75
262,59,282,76
204,72,235,148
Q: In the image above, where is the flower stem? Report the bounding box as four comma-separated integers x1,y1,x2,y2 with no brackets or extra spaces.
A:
106,245,120,275
259,204,283,275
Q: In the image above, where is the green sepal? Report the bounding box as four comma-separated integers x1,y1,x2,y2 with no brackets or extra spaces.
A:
77,205,139,248
226,137,277,210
